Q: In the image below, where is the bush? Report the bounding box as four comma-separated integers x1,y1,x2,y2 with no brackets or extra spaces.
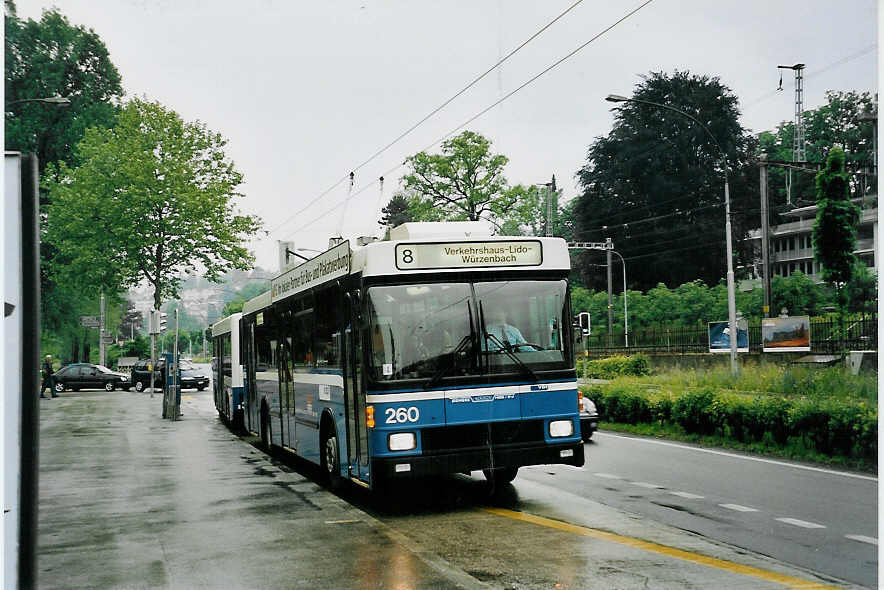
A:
672,389,722,435
583,354,651,379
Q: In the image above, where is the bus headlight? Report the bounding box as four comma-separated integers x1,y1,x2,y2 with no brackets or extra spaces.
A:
549,420,574,438
388,432,416,451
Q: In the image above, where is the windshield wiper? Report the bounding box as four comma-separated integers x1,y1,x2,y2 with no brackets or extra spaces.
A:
478,301,537,382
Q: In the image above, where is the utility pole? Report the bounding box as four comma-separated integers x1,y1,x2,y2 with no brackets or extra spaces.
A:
606,247,613,345
759,155,771,318
778,63,806,204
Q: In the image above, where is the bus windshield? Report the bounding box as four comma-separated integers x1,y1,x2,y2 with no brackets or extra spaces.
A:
367,280,570,383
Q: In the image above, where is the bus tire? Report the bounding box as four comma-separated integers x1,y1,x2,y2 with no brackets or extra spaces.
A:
321,423,343,492
483,466,518,484
134,381,144,392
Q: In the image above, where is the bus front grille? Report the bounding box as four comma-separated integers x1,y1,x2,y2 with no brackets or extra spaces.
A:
421,420,546,454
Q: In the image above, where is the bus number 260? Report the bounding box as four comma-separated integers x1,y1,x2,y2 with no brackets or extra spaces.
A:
385,407,419,424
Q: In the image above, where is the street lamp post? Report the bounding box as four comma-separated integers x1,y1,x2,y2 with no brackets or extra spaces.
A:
605,94,738,375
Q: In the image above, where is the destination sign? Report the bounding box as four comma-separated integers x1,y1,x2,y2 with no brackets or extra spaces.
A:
271,241,350,303
395,240,542,270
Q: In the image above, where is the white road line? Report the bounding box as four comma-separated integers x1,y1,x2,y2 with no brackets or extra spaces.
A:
844,534,878,545
719,503,759,512
594,432,877,482
775,518,826,529
593,472,623,479
670,491,705,499
630,481,664,489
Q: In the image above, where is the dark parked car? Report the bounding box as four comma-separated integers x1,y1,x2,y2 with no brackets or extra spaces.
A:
580,395,599,441
131,359,209,392
53,363,131,393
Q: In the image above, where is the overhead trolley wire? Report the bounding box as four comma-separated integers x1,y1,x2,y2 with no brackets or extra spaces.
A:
268,0,585,237
279,0,656,242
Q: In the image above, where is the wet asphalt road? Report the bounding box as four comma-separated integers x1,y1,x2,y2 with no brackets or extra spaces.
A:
517,433,878,588
36,377,863,589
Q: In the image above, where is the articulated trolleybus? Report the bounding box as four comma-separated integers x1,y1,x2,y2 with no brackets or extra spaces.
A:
212,222,584,490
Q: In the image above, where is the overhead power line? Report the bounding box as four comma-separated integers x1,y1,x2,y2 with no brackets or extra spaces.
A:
281,0,656,242
268,0,585,237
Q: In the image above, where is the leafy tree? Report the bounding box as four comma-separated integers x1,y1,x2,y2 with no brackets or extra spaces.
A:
757,91,877,207
6,1,125,357
572,71,758,291
769,272,832,317
46,98,262,311
378,193,415,228
813,147,860,286
5,1,123,173
402,131,527,232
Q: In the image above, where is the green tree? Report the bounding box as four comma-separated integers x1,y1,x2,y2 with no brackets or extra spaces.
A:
6,1,125,357
573,71,758,291
813,147,860,286
757,91,877,207
845,263,877,315
402,131,528,232
378,193,415,229
46,98,262,311
5,1,123,173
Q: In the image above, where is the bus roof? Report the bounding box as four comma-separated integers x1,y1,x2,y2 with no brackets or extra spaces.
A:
261,223,571,307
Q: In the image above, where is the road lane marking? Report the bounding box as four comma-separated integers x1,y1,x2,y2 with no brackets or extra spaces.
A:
595,432,877,482
719,503,759,512
670,491,705,499
844,534,877,545
484,507,839,589
630,481,664,489
593,472,623,479
775,518,826,529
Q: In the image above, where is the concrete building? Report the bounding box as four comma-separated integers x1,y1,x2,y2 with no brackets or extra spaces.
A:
745,197,877,282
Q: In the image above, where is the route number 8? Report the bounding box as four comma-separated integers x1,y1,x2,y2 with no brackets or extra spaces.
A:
385,406,419,423
401,249,414,264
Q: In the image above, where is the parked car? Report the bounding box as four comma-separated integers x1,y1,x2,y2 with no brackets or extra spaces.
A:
580,395,599,441
53,363,131,393
131,359,209,392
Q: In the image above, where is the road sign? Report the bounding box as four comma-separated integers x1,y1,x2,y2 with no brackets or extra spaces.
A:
101,334,114,345
80,315,100,328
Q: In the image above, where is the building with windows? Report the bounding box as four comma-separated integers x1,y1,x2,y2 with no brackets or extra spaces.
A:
744,198,877,281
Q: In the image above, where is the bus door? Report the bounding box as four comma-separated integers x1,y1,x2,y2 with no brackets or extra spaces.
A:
343,291,370,482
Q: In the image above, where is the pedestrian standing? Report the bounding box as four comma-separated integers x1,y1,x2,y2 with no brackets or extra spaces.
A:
40,355,58,398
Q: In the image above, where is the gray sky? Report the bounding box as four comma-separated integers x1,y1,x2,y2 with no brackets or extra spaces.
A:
15,0,879,271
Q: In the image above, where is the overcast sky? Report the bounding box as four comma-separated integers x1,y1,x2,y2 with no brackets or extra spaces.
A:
15,0,879,271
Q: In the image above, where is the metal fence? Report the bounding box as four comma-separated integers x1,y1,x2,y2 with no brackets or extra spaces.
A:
585,314,877,356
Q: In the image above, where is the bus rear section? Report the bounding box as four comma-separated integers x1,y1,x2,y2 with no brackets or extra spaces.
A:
211,313,244,430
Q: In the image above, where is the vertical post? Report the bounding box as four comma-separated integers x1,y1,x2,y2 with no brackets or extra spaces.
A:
99,290,106,367
606,248,613,346
173,308,180,420
545,183,553,237
725,180,738,375
760,157,771,317
150,309,156,398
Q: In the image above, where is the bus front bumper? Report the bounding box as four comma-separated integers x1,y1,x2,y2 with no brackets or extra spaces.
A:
372,441,584,479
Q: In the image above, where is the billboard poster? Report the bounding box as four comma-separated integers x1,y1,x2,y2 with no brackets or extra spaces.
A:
708,319,748,353
762,316,811,352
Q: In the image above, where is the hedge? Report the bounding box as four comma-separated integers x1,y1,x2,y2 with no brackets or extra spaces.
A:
578,354,651,379
588,384,877,461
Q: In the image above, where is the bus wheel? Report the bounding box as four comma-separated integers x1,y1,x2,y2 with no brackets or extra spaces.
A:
134,381,144,392
483,466,518,484
322,426,343,491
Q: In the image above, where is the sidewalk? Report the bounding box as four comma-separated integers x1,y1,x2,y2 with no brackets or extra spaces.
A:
37,390,480,589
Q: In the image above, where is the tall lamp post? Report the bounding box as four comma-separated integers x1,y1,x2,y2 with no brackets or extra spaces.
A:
605,94,738,375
